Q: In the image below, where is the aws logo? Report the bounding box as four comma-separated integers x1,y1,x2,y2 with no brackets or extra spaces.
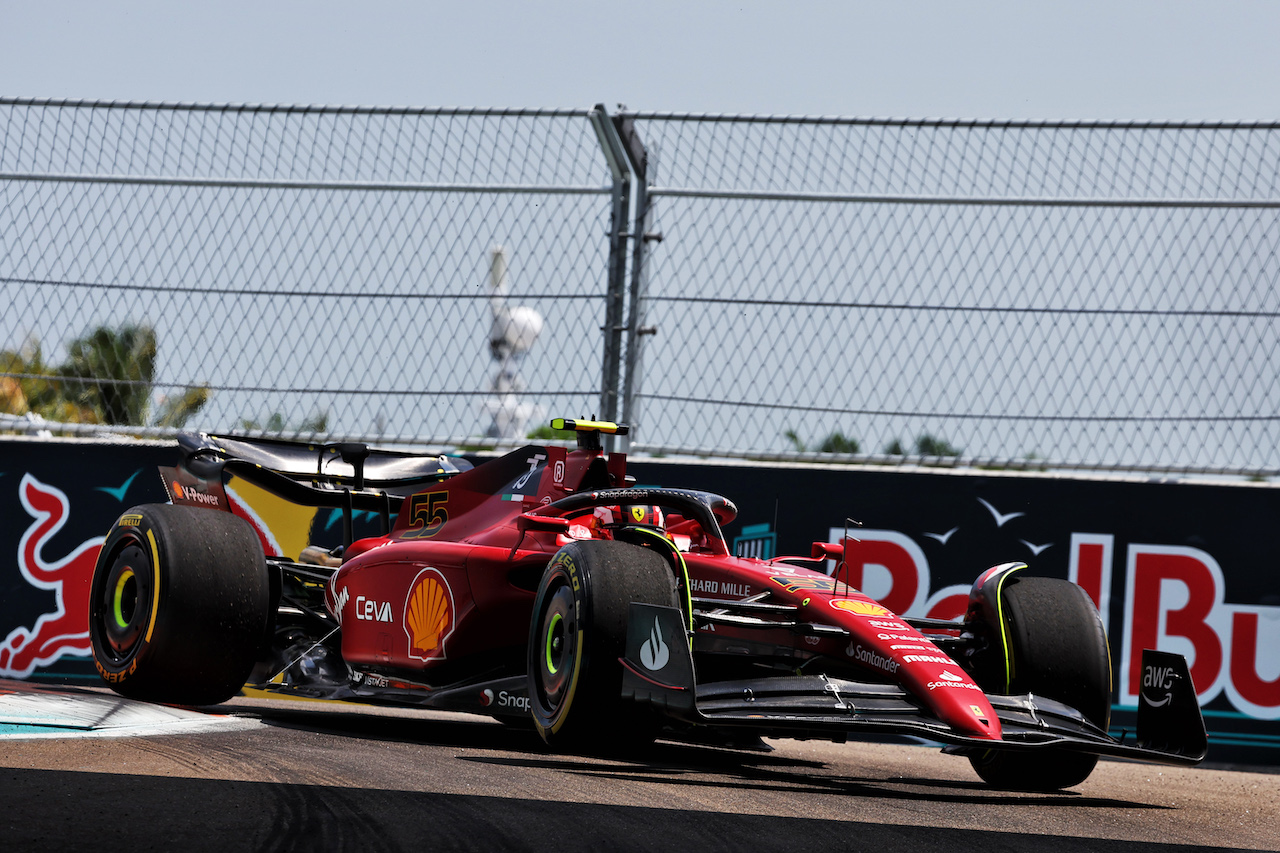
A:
1142,663,1179,707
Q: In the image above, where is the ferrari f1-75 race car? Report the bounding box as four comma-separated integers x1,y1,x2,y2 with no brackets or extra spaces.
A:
87,419,1207,790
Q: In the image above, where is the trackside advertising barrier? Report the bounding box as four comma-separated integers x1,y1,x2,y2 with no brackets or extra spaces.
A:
2,438,1276,767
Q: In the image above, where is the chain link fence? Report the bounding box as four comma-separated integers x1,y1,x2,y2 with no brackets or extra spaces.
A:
623,114,1280,474
1,100,617,446
3,99,1278,474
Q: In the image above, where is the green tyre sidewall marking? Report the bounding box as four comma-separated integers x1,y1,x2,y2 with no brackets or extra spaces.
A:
527,539,678,752
545,612,562,675
110,566,136,630
529,554,589,739
88,503,269,706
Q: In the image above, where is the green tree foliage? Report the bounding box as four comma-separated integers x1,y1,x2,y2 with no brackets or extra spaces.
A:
240,410,329,436
783,429,860,454
1,341,98,423
2,325,208,428
818,432,860,453
59,324,156,425
527,424,576,441
884,433,961,457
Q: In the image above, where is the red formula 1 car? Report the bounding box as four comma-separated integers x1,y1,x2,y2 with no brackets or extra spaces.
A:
88,419,1206,790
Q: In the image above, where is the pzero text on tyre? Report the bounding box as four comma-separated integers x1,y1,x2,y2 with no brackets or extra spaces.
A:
969,575,1112,790
88,503,270,706
528,539,678,752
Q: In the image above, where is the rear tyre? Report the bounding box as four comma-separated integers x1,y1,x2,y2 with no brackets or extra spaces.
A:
89,504,270,705
969,576,1111,790
528,539,678,753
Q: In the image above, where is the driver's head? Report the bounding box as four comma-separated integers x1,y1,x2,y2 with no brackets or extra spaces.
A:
590,504,665,530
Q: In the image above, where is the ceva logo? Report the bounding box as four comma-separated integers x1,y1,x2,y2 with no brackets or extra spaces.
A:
0,475,104,677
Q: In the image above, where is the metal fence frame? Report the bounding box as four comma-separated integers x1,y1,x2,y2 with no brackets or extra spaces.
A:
613,112,1280,476
3,100,1279,476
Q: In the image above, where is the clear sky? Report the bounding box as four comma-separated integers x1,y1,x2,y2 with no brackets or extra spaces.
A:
2,0,1278,120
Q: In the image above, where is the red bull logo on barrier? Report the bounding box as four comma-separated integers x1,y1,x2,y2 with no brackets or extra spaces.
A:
834,526,1280,721
0,475,103,678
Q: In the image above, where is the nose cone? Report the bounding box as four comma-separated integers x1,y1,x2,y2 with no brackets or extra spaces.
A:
827,600,1003,740
904,666,1002,739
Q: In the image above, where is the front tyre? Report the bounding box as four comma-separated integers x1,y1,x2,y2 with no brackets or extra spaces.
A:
528,539,678,752
969,576,1111,790
89,504,270,705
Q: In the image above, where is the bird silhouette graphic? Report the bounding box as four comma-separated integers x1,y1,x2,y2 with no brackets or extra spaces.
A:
923,526,959,545
977,497,1025,528
94,469,141,502
1019,539,1053,556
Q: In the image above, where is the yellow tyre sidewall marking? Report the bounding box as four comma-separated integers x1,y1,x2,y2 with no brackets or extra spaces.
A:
144,529,161,643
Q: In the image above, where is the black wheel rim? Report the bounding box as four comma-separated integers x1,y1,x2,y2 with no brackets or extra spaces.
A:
536,581,577,710
97,542,152,663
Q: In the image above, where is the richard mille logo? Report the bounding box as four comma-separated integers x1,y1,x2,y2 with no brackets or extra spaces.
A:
640,618,670,671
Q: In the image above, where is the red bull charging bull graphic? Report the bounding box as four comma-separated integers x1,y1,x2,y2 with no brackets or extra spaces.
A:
0,475,102,677
0,441,389,682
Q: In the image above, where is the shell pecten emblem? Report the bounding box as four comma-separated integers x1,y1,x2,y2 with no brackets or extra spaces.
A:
829,598,893,617
404,568,456,661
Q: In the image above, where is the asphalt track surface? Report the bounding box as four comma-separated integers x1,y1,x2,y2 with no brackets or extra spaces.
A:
0,682,1275,852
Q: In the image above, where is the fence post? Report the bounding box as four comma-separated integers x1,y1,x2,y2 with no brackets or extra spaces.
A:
614,113,654,455
589,105,632,450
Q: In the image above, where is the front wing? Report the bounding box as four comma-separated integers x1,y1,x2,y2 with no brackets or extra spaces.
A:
620,604,1207,766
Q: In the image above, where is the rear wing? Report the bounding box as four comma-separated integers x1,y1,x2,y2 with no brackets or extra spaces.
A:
164,431,470,546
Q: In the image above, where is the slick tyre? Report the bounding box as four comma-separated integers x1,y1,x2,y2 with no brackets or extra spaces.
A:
89,504,270,706
528,539,678,753
969,576,1111,790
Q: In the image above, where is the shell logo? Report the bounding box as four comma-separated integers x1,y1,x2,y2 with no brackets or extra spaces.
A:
404,568,455,661
829,598,893,617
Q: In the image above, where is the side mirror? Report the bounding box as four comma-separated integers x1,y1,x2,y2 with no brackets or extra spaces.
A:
811,541,844,561
517,514,572,534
